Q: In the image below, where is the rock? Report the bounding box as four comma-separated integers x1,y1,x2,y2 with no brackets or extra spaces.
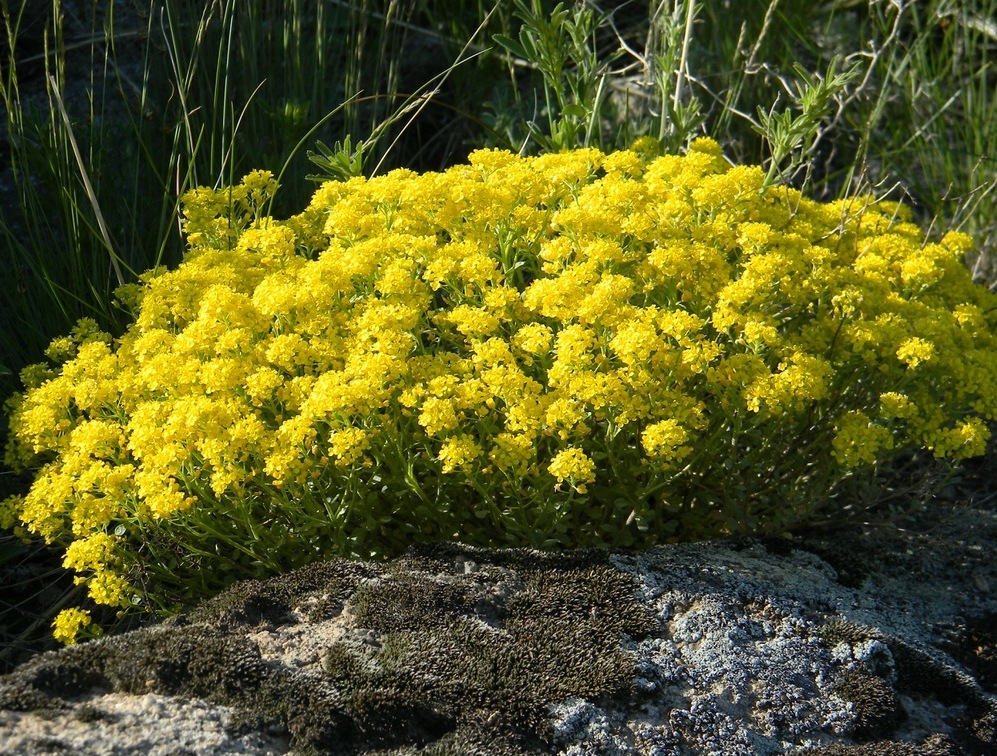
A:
1,498,996,755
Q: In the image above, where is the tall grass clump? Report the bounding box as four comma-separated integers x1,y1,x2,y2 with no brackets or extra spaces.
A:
2,0,996,648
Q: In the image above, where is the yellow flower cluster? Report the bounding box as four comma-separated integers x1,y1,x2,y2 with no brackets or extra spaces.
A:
5,139,997,635
51,607,92,645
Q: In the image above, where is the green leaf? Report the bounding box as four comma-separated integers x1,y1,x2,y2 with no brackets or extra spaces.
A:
492,34,526,60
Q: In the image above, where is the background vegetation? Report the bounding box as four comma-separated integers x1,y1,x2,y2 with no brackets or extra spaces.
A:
1,0,995,668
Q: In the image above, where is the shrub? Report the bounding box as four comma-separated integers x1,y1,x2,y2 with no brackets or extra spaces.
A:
4,138,997,640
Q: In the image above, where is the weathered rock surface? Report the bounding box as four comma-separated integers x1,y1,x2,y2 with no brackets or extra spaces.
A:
1,498,995,755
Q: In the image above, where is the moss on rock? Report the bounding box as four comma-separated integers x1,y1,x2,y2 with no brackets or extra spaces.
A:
0,542,660,753
2,537,995,755
830,669,905,741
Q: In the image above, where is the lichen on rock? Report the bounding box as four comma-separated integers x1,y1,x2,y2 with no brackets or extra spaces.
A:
1,510,996,754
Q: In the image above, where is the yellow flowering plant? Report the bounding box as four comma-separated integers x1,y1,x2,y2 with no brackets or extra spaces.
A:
5,139,997,641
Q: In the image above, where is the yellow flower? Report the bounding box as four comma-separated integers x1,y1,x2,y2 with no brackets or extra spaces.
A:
52,608,92,646
488,432,535,476
419,397,461,437
245,367,284,406
553,325,596,368
741,319,778,347
438,434,483,474
744,352,832,416
444,304,501,338
641,419,692,462
85,570,132,607
544,396,588,440
832,411,894,468
610,317,658,366
680,341,724,375
62,532,120,573
329,428,371,467
548,448,596,493
513,323,554,355
576,273,635,326
879,392,916,420
923,416,990,460
896,337,935,369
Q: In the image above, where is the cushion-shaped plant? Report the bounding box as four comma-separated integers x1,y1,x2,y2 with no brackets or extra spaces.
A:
4,138,997,641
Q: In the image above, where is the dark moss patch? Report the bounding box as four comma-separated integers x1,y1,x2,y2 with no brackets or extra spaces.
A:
970,701,997,749
888,638,979,707
417,720,550,756
815,622,997,754
7,540,986,754
178,633,269,699
938,612,997,695
0,544,659,754
74,702,116,723
795,734,959,755
831,669,905,741
19,658,110,701
325,621,552,752
884,637,997,754
227,669,353,752
343,682,456,750
1,625,266,701
0,619,358,753
349,574,480,634
397,540,613,575
321,544,659,750
0,638,114,711
0,680,63,713
756,535,796,557
819,618,881,648
181,557,378,629
507,563,657,632
14,736,77,753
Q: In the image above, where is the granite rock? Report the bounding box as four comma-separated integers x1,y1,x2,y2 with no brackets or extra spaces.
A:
1,498,995,755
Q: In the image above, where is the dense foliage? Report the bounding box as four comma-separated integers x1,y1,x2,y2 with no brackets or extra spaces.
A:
4,138,997,642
